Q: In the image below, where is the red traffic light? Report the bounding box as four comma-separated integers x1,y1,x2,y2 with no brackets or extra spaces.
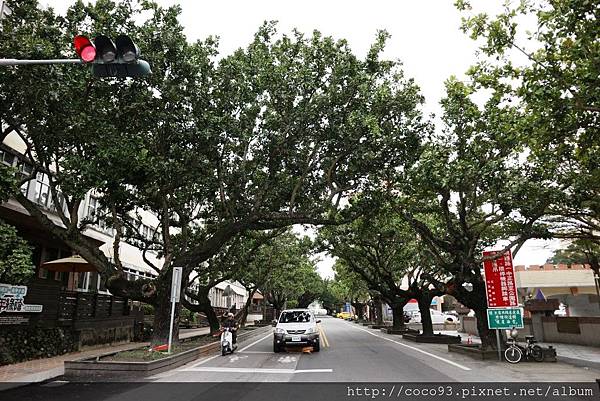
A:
73,35,96,63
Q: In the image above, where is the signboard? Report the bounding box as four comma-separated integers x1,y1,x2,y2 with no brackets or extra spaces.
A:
170,267,182,302
0,316,29,325
0,283,43,314
487,307,524,329
482,250,518,308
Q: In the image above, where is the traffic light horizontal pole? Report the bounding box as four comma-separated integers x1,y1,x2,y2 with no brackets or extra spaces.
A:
0,58,83,66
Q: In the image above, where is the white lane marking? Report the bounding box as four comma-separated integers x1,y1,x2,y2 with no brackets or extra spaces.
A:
277,355,297,364
239,351,272,354
348,323,472,371
180,367,332,374
185,354,220,369
181,333,272,370
239,333,272,352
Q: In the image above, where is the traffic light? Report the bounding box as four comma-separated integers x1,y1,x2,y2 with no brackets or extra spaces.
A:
73,34,151,78
73,35,96,63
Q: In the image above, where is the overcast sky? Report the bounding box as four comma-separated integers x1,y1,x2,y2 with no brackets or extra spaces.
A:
41,0,563,277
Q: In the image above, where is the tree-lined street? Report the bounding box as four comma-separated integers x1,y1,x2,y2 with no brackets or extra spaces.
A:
1,1,599,399
2,317,598,401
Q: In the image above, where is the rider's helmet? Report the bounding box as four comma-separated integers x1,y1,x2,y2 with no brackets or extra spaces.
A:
227,312,234,318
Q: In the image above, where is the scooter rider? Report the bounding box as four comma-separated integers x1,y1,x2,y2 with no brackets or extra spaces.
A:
222,312,238,345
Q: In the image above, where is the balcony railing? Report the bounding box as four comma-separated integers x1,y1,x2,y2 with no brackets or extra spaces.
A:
57,290,129,322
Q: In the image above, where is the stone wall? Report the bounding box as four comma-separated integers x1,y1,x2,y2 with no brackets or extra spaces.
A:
0,327,78,365
540,316,600,346
461,315,600,346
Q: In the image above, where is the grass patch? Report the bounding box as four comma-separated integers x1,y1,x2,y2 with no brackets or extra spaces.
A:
101,335,217,362
100,327,260,362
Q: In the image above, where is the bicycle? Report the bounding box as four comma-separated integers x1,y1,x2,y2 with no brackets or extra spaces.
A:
504,329,544,363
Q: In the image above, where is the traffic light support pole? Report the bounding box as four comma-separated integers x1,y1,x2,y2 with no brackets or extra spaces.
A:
0,58,82,66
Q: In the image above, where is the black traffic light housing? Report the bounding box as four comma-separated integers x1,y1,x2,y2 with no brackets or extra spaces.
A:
74,34,151,78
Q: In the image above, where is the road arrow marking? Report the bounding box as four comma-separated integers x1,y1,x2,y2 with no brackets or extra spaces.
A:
277,355,297,363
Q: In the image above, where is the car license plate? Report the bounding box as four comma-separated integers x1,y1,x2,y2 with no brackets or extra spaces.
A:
291,335,301,342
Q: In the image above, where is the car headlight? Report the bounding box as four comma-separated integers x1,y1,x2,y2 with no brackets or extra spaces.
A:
305,327,317,334
275,328,286,334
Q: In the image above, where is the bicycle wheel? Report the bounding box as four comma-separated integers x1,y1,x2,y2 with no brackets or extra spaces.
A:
504,346,522,363
530,345,544,362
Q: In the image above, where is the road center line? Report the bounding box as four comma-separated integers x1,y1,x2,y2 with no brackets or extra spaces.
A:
348,323,471,371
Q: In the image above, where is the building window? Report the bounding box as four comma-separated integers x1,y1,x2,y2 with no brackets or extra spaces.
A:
87,195,99,219
34,173,51,208
76,272,89,290
0,149,15,166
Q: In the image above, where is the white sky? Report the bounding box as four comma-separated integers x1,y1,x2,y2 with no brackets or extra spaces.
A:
41,0,562,277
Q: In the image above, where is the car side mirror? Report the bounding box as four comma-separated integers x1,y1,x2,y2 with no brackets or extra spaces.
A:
316,319,321,324
271,319,277,327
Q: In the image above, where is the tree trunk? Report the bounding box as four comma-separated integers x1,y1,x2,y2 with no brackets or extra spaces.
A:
450,275,496,349
151,282,180,345
417,293,434,337
390,302,407,330
375,297,384,325
197,294,220,334
351,300,365,320
473,306,496,350
239,289,256,328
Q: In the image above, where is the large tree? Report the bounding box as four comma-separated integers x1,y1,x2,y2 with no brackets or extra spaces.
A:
320,205,444,332
393,78,554,348
330,262,370,320
456,0,600,257
0,0,425,343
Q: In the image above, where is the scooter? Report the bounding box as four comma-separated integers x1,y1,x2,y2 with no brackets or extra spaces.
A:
220,327,237,356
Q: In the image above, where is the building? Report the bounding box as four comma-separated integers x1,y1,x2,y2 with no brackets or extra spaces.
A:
515,264,600,316
0,128,258,362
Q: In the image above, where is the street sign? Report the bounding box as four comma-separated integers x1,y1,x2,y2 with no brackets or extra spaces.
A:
487,307,524,329
0,283,43,314
483,250,518,307
168,266,183,354
170,266,182,302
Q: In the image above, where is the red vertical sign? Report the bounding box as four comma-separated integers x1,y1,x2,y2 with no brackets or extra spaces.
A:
483,250,518,308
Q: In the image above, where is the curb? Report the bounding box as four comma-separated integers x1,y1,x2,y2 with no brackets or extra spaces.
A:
556,356,600,371
63,325,272,379
0,325,271,390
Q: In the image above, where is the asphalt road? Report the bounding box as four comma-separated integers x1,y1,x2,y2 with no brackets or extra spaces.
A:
152,316,600,383
154,316,455,382
2,317,599,401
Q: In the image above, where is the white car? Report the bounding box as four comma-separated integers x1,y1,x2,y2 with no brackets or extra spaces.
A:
273,309,321,352
408,309,459,324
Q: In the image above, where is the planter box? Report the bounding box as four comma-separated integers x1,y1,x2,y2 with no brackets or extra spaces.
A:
447,343,500,360
380,327,418,335
403,332,461,344
64,326,272,379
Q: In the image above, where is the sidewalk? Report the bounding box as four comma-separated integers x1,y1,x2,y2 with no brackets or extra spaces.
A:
444,330,600,369
0,327,210,389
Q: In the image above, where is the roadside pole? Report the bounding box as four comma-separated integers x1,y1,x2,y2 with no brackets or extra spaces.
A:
0,59,82,65
496,330,502,361
167,266,183,354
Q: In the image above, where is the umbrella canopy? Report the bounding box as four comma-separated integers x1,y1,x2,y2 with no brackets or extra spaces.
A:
41,255,97,273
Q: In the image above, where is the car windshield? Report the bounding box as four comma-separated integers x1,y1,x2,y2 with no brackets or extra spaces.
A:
279,311,312,323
